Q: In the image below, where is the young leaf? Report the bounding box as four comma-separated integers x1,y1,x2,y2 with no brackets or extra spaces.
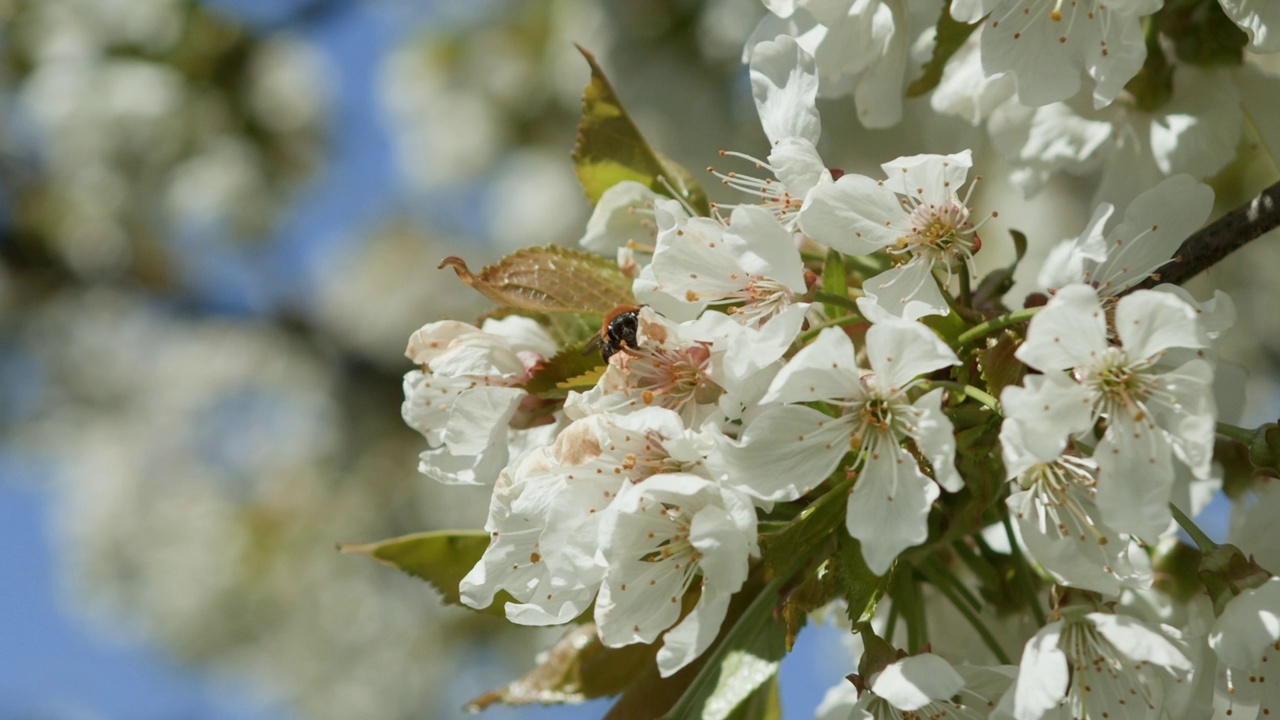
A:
525,345,606,398
977,330,1026,401
466,623,657,710
573,46,711,215
822,249,850,317
906,2,979,97
439,246,636,315
832,535,888,627
338,530,509,617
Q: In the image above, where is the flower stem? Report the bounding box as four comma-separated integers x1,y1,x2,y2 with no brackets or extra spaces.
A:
1216,422,1254,445
797,313,863,345
917,559,1013,665
1002,514,1046,627
891,566,928,653
955,307,1041,347
1169,502,1219,552
923,380,1002,413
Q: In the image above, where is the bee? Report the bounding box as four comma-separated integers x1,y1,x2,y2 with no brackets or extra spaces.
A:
586,304,641,363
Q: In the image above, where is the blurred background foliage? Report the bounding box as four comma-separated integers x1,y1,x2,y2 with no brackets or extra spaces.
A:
2,1,1278,719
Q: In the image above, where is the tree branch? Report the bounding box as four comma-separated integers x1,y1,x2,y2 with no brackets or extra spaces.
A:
1129,178,1280,291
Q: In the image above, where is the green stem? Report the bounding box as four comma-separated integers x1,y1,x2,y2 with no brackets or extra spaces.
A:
955,307,1041,347
797,314,863,345
958,268,973,310
892,567,928,653
923,380,1002,413
1216,422,1255,445
1169,502,1219,552
916,560,1013,664
1002,514,1046,627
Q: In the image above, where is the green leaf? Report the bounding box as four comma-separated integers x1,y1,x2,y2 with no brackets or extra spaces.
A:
525,345,607,399
821,249,849,317
339,530,509,617
832,535,888,627
660,579,789,720
573,46,711,215
439,246,636,315
758,477,851,578
725,676,782,720
466,623,658,710
906,1,979,97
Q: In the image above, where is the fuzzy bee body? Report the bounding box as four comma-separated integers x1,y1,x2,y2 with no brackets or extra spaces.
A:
588,304,641,363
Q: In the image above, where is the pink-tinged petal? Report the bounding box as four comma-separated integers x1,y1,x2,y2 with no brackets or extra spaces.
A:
1000,374,1095,461
1013,622,1069,720
1016,283,1107,372
865,319,959,391
798,173,905,254
846,440,939,575
879,151,972,206
724,205,807,291
1092,175,1214,295
750,34,821,146
405,320,481,363
1114,290,1206,360
871,654,965,710
762,327,861,405
713,406,853,502
1088,613,1191,671
856,260,951,323
910,389,962,492
657,587,733,677
1094,413,1175,542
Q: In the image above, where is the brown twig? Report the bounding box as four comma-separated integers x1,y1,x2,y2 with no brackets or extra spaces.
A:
1128,179,1280,292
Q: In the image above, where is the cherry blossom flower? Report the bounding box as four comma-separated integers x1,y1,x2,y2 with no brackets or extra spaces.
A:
817,654,1014,720
955,0,1160,108
800,150,986,322
578,180,661,257
459,407,722,626
565,307,788,428
634,202,810,328
1006,610,1193,720
1000,421,1145,596
401,316,557,485
1219,0,1280,52
1001,284,1216,541
594,473,758,676
712,321,961,574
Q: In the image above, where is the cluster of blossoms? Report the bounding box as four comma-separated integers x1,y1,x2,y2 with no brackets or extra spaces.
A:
387,3,1280,720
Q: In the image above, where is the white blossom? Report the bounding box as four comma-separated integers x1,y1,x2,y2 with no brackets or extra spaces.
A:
1006,610,1192,720
712,321,960,573
1208,578,1280,719
401,316,557,485
800,150,985,322
1002,284,1216,541
594,473,758,676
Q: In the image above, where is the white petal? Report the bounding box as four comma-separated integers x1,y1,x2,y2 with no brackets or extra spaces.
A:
1091,175,1214,295
799,173,905,254
871,654,965,710
1000,374,1096,462
879,151,973,207
1150,358,1217,480
441,386,526,455
1087,8,1148,107
579,180,661,255
865,319,959,391
750,34,822,146
763,326,861,405
846,441,939,575
770,136,830,199
1219,0,1280,51
690,504,752,592
1114,290,1206,359
1016,283,1107,372
1013,622,1070,720
657,586,734,677
724,204,807,291
1089,613,1191,672
1147,68,1241,179
1037,201,1113,292
713,405,853,502
1094,412,1175,542
1209,578,1280,669
856,259,951,323
910,389,962,492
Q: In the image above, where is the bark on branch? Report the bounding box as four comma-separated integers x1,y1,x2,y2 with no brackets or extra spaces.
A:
1130,179,1280,292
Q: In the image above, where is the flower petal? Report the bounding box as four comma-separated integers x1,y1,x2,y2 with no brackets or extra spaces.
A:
1094,412,1175,541
871,654,965,711
909,389,962,492
1016,283,1107,372
1114,290,1206,360
762,326,861,405
1012,621,1069,720
750,34,821,146
712,405,853,502
799,173,904,254
856,259,951,323
865,319,959,392
846,440,939,575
